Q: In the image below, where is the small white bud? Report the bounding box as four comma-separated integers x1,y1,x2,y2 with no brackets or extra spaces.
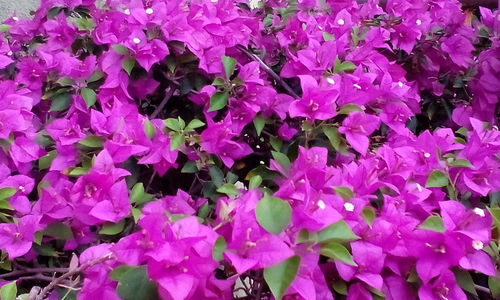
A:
132,37,141,44
344,202,355,212
397,81,404,88
337,19,345,25
317,200,326,210
472,240,483,250
353,83,362,89
12,16,19,21
423,152,431,158
145,8,154,14
473,208,485,217
327,77,336,85
124,8,130,15
416,19,422,25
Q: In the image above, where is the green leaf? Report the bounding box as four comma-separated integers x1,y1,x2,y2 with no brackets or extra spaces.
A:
221,56,236,78
425,170,449,188
68,167,89,176
217,183,239,197
181,161,198,173
212,77,226,86
362,206,376,225
88,71,104,83
0,281,17,300
322,31,334,41
132,208,141,223
164,118,182,131
332,280,347,295
79,135,103,148
322,126,343,152
170,132,185,150
69,17,96,31
0,188,16,201
56,77,75,86
130,183,145,204
50,93,72,112
212,236,227,261
448,158,473,168
334,57,356,74
271,151,290,171
100,220,126,235
112,45,129,55
122,57,135,75
320,242,357,266
269,136,282,152
110,265,135,281
487,207,500,228
208,91,229,112
81,88,97,108
209,166,225,188
185,119,205,131
249,175,262,189
453,269,477,296
489,276,500,298
338,104,362,115
0,24,12,33
144,119,156,139
317,220,359,243
43,223,74,240
116,266,159,300
263,256,300,300
333,186,353,201
253,115,266,136
255,194,291,235
418,215,445,233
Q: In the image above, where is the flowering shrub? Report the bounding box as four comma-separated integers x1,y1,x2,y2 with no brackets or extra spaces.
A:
0,0,499,299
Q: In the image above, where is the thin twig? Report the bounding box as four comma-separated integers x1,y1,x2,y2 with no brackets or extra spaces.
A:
0,268,68,279
237,45,299,99
33,253,114,300
150,86,176,119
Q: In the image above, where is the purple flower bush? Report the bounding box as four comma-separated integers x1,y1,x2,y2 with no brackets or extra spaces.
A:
0,0,499,299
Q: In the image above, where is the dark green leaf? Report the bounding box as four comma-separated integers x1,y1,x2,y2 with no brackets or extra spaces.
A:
81,88,96,108
112,45,129,55
144,119,156,139
122,57,135,75
454,269,477,296
255,194,291,235
338,104,362,115
271,151,290,171
317,220,359,243
130,183,145,204
208,91,229,112
56,77,75,86
487,207,500,228
110,265,135,281
425,170,449,188
221,56,236,78
449,158,473,168
212,236,227,261
209,166,225,188
116,266,159,300
249,175,262,189
322,126,343,152
332,280,347,295
418,215,445,233
181,161,198,173
263,256,300,300
320,242,357,266
489,276,500,298
43,223,73,240
69,17,96,31
253,115,266,136
50,93,72,112
334,57,356,74
362,206,376,225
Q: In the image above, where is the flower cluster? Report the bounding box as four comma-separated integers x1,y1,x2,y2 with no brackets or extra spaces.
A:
0,0,498,299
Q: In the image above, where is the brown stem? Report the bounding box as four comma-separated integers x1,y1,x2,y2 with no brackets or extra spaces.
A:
0,268,68,279
150,86,176,119
474,284,491,295
32,253,114,300
237,45,299,99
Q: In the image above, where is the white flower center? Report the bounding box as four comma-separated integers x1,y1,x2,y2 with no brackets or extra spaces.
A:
337,19,345,25
472,240,483,250
344,202,355,212
317,200,326,210
132,38,141,44
7,51,13,56
145,8,154,14
353,83,362,89
327,77,336,85
12,16,19,21
473,208,485,217
397,81,404,88
124,9,130,15
416,19,422,25
423,152,431,158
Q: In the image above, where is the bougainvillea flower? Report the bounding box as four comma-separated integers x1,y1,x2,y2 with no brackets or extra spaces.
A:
0,215,41,258
289,75,338,120
338,112,380,156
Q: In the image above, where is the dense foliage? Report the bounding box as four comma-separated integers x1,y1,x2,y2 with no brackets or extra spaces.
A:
0,0,499,299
